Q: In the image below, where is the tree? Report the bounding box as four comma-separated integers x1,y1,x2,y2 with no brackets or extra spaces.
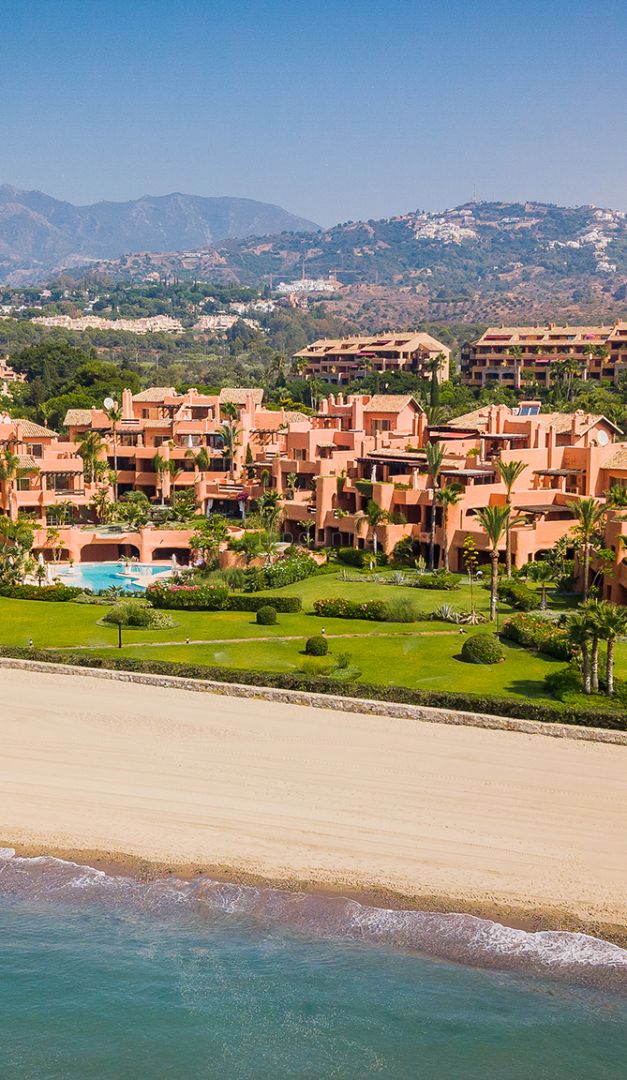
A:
495,459,527,576
526,560,554,610
475,504,510,621
436,482,463,571
0,515,35,584
218,422,241,482
567,612,592,695
77,430,105,484
594,602,627,696
104,402,122,500
568,498,606,601
581,600,602,693
428,352,447,408
462,534,480,623
365,498,387,557
425,442,445,571
506,345,524,390
220,401,239,421
0,450,38,520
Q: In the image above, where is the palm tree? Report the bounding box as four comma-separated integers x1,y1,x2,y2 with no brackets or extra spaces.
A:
566,612,592,695
218,422,241,482
0,515,35,584
425,442,445,571
220,401,239,421
506,345,524,390
104,402,122,500
581,599,602,693
152,452,167,504
365,498,386,557
495,459,527,576
77,430,105,484
475,504,510,621
286,472,298,499
526,560,554,610
594,601,627,696
568,497,606,601
0,450,39,520
436,482,463,571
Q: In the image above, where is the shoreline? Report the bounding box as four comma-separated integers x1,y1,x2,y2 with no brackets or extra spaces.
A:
4,843,627,951
0,668,625,952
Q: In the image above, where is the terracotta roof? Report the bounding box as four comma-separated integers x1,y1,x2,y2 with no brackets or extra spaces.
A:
294,333,449,358
363,395,423,413
602,448,627,471
16,454,38,469
16,420,58,438
132,387,176,402
64,409,94,426
219,388,264,405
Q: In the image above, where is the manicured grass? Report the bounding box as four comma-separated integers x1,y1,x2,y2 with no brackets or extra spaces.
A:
1,571,623,705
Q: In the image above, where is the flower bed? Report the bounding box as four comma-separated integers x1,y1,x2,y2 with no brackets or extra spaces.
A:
146,582,301,613
501,613,572,660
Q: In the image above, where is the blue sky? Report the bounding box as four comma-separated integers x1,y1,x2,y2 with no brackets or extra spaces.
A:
1,0,625,224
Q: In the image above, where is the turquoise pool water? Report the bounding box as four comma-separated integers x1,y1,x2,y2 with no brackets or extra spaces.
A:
57,561,169,593
0,853,625,1079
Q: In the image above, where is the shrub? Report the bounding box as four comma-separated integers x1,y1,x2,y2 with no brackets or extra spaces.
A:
408,571,459,591
501,614,572,661
461,634,504,665
335,651,352,669
0,584,83,602
256,605,277,626
305,635,329,656
313,597,388,621
147,584,301,614
335,547,387,569
242,554,318,592
2,647,625,731
103,600,151,628
544,663,583,701
300,656,335,677
384,597,420,623
496,579,541,611
430,603,462,623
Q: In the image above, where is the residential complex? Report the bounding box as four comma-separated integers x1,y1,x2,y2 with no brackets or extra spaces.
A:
2,385,627,604
294,332,450,383
461,323,627,388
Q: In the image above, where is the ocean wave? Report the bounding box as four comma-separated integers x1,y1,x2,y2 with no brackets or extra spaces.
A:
0,848,625,991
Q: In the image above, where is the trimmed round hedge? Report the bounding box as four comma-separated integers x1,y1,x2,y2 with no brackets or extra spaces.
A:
256,605,277,626
461,633,504,665
305,635,329,656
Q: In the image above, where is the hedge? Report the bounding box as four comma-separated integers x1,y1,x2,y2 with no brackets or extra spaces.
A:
1,647,624,732
242,555,319,592
313,597,388,621
408,571,459,591
496,579,541,612
335,548,387,569
147,583,302,613
0,584,84,602
501,613,572,661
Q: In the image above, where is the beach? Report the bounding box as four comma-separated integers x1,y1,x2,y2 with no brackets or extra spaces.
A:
0,667,626,941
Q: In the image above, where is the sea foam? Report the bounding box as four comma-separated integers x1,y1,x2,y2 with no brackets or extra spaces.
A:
0,849,625,991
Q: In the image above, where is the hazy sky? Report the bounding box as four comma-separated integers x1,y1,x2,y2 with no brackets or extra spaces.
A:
2,0,626,225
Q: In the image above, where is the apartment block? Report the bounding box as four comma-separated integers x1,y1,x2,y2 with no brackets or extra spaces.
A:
461,323,627,388
294,332,450,383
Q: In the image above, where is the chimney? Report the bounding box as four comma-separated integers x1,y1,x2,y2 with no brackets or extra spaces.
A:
122,388,134,420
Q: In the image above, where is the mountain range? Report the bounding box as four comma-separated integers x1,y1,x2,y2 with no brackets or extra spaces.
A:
1,191,626,323
0,186,319,282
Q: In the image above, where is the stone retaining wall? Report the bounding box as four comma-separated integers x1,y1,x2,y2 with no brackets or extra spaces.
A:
1,656,626,746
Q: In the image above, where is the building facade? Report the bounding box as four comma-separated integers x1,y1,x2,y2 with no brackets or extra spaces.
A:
461,323,627,388
294,332,450,384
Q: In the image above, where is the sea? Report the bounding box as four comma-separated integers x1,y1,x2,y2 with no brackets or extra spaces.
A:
0,850,625,1079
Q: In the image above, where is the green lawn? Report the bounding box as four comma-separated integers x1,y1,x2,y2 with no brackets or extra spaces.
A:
1,571,622,705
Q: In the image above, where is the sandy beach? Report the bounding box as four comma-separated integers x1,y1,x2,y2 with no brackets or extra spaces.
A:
0,667,626,941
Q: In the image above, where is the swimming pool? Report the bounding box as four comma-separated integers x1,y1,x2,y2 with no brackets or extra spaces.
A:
56,562,171,594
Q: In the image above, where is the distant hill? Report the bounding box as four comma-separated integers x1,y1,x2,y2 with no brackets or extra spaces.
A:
64,201,627,324
0,186,319,283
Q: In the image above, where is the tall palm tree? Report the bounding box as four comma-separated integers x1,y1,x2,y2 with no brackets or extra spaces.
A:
425,442,445,571
436,482,463,571
475,504,510,621
566,612,592,695
220,400,239,422
104,403,122,500
506,345,524,390
218,422,241,482
428,352,447,407
568,497,606,601
77,430,105,484
365,498,386,557
581,599,602,693
0,449,38,520
495,459,527,576
594,601,627,696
